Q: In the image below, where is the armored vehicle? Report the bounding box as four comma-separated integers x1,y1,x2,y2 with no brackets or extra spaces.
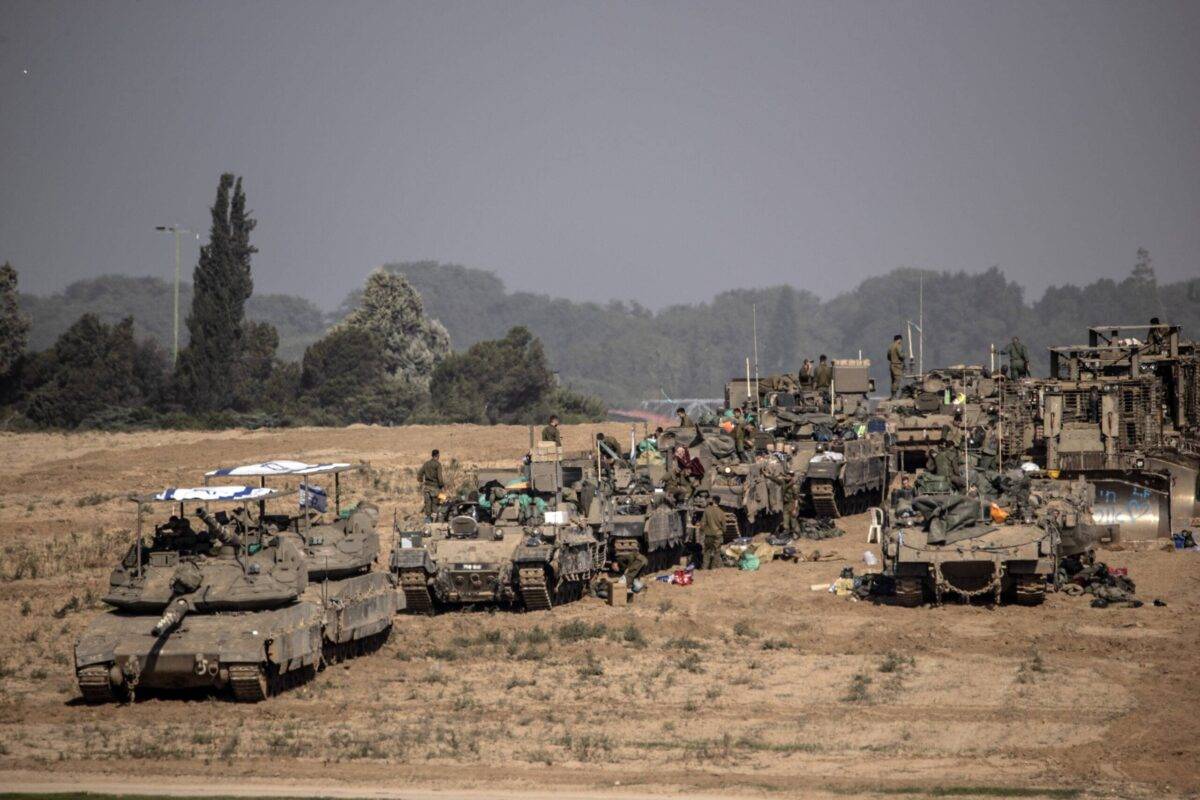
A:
1002,324,1200,540
392,450,604,613
203,461,398,660
881,492,1055,607
880,475,1104,607
755,360,889,519
587,473,691,574
877,365,1001,471
74,486,323,702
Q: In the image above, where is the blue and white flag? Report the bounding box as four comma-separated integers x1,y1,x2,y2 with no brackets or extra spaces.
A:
299,483,328,513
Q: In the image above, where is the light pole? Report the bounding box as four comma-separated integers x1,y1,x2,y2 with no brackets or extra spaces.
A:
154,225,198,366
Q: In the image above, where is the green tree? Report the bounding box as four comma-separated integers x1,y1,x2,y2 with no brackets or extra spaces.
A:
336,268,450,388
429,326,556,424
175,174,257,412
23,314,167,428
299,327,419,424
0,262,30,379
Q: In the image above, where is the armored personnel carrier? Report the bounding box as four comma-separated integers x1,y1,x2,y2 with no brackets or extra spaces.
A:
74,486,323,702
754,360,888,519
587,473,690,574
392,450,604,613
876,366,1000,471
203,461,397,661
880,475,1104,607
1001,324,1200,540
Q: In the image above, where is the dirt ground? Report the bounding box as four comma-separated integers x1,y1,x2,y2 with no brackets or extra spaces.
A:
0,424,1197,800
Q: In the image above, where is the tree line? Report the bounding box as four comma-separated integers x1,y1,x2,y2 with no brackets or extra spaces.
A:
0,175,603,430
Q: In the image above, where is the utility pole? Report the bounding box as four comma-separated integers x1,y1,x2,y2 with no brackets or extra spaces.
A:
154,225,198,366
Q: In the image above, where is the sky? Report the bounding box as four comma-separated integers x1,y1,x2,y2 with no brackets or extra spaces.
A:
1,0,1198,310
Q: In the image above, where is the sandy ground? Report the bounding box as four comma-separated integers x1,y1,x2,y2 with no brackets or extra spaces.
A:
0,424,1197,799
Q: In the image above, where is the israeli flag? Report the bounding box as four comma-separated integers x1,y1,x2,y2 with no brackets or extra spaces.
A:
299,483,328,513
156,486,273,502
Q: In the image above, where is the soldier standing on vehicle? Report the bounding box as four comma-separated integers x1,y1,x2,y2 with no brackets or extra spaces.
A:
417,450,446,522
1004,336,1030,379
887,335,905,398
697,494,727,570
676,407,694,429
814,355,833,391
1147,317,1169,352
798,359,815,387
733,407,754,463
541,415,562,446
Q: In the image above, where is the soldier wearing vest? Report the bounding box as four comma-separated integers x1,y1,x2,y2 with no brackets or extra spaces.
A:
1005,336,1030,379
541,415,562,446
814,355,833,390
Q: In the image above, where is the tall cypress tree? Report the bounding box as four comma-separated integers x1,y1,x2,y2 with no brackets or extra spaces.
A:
175,174,256,412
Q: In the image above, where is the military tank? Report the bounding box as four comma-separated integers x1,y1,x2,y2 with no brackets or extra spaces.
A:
391,454,604,613
880,489,1058,607
587,474,690,574
203,460,398,661
74,486,323,702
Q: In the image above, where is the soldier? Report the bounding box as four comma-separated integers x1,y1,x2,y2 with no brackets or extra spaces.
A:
1004,336,1030,379
612,551,648,594
676,407,694,429
541,414,562,446
696,493,727,570
798,358,815,387
596,431,624,475
1147,317,1169,351
927,442,964,490
417,449,446,522
887,334,904,398
732,407,754,463
814,355,833,391
777,472,803,537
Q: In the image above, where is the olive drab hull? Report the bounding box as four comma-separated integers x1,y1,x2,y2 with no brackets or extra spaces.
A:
74,602,324,703
304,571,399,660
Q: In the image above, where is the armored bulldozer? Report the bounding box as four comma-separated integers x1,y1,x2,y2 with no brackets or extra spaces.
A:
391,451,604,613
75,486,323,703
1001,324,1200,541
203,461,397,661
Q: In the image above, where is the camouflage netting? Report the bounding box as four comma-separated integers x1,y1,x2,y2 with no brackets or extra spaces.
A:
337,269,451,389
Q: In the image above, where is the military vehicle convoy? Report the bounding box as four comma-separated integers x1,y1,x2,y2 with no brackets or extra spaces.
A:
391,447,605,613
203,461,398,661
1001,324,1200,540
880,476,1103,607
74,486,324,702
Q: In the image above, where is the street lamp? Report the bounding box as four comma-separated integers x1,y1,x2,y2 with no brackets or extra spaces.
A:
154,225,199,366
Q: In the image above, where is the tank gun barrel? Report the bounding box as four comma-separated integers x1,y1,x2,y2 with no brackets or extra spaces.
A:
152,596,190,636
195,508,243,550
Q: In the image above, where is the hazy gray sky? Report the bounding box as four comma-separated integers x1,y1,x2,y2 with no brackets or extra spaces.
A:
2,0,1198,309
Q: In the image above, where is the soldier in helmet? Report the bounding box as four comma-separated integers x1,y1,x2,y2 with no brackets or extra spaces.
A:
417,449,446,522
814,355,833,391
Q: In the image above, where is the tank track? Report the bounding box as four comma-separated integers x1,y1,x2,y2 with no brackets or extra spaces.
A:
77,665,116,704
229,664,269,702
894,577,924,607
399,569,434,614
324,627,391,665
809,480,842,518
518,566,553,612
1014,577,1046,606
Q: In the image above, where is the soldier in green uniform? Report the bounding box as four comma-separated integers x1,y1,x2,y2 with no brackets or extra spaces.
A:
1004,336,1030,379
697,494,727,570
732,407,754,462
814,355,833,391
778,472,803,537
927,442,964,490
417,449,446,522
887,334,905,398
676,407,694,429
612,551,648,594
541,415,562,446
798,358,815,388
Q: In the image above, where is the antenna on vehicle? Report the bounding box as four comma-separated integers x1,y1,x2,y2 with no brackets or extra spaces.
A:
752,304,760,408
